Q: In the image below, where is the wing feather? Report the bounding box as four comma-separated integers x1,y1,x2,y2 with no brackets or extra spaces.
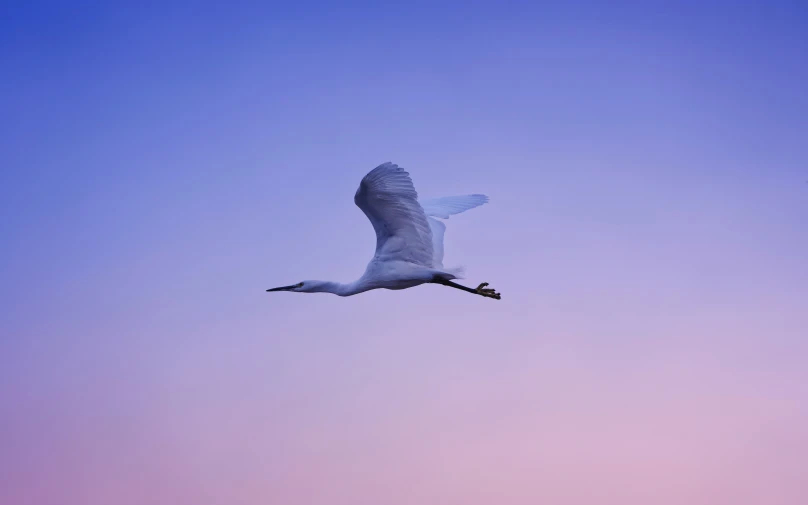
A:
420,194,488,268
427,217,446,268
418,194,488,219
354,163,434,266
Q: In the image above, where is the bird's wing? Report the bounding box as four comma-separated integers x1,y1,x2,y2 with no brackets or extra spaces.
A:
420,194,489,268
418,194,488,219
354,162,434,266
427,217,446,268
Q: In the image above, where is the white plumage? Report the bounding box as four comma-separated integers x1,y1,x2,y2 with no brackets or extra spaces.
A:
267,162,500,299
419,194,489,219
354,162,435,267
420,194,488,269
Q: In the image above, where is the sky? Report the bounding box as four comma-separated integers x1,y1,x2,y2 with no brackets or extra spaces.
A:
1,1,807,504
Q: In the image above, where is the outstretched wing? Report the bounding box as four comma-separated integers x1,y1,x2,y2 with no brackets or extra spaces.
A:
420,194,489,269
354,162,434,266
418,194,488,219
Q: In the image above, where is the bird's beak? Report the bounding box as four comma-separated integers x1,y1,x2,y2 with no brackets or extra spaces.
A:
266,284,297,292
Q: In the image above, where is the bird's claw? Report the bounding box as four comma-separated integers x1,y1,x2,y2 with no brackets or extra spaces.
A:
475,282,501,300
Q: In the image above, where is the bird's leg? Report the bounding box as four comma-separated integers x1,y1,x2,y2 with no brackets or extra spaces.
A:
433,278,501,300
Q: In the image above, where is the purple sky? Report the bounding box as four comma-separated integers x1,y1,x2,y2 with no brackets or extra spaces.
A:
1,2,807,504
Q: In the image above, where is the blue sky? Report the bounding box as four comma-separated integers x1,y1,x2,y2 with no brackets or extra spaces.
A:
1,2,807,504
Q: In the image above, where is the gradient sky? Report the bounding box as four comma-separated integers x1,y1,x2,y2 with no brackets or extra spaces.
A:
1,2,807,504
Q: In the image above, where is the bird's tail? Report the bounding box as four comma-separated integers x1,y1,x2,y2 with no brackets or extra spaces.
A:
442,266,466,280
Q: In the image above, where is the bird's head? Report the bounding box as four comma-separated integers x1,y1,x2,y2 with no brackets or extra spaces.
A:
265,280,328,294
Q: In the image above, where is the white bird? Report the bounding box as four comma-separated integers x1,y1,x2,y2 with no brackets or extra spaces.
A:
267,162,500,300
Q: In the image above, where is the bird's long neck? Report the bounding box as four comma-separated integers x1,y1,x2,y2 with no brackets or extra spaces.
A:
310,280,367,297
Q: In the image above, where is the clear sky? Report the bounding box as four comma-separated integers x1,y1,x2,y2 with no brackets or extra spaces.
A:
1,2,807,504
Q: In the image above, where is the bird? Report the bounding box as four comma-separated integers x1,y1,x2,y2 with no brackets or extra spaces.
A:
267,162,500,300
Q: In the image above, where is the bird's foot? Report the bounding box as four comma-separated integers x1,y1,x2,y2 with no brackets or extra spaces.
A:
475,282,501,300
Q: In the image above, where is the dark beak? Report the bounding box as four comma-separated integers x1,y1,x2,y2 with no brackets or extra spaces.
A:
266,284,297,292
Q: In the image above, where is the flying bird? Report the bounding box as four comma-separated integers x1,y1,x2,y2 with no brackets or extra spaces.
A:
267,162,500,300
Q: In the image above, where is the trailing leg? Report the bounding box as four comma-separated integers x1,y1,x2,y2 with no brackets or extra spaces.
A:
433,277,501,300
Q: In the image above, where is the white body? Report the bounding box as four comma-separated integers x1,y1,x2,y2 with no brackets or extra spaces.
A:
358,259,444,292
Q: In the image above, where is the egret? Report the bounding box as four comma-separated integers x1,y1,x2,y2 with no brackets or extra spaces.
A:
267,162,500,300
